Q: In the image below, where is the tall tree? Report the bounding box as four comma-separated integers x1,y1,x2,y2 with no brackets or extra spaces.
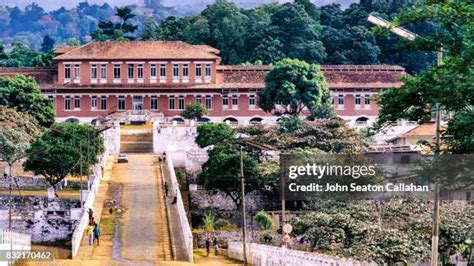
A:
40,35,55,52
375,0,474,153
91,7,137,41
258,58,333,117
24,123,104,193
0,75,55,127
195,122,234,148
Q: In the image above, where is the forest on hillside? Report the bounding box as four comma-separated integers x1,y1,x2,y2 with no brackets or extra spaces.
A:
0,0,437,73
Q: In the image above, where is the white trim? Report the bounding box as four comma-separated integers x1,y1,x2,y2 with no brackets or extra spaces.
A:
194,61,213,64
90,79,97,84
127,79,135,84
149,61,167,64
113,79,121,84
100,79,107,84
63,62,82,65
126,61,145,64
137,79,144,83
90,62,109,65
112,61,123,64
171,61,191,64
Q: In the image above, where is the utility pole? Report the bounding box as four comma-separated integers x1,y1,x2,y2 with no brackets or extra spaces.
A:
431,47,443,266
367,15,444,265
240,146,247,265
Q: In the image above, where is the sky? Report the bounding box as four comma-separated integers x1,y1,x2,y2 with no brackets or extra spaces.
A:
3,0,355,11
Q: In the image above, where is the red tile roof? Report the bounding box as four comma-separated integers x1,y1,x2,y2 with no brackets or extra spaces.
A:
54,45,78,55
54,41,221,60
217,65,406,89
400,123,439,137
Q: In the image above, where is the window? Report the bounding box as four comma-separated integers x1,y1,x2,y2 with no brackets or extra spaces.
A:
150,64,157,78
232,95,238,106
195,64,202,79
364,94,371,105
91,64,97,79
195,95,202,104
47,95,54,103
64,64,71,80
160,64,166,79
113,64,121,79
173,64,179,80
222,95,229,106
128,64,134,79
64,96,71,110
100,65,107,79
249,95,256,106
205,64,212,79
100,96,107,110
151,96,158,110
178,95,185,110
91,96,98,109
137,64,144,79
355,94,361,105
169,96,175,110
74,65,80,80
338,95,344,105
118,96,125,110
182,64,189,79
205,95,212,109
74,96,81,109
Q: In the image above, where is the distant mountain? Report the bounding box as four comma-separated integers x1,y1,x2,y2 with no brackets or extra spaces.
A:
4,0,358,12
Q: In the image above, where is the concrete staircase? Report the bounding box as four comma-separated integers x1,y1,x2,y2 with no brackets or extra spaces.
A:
120,126,153,154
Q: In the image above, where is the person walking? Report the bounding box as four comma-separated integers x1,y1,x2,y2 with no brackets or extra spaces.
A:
205,238,211,257
213,237,219,256
88,208,94,220
164,182,169,198
93,223,101,246
87,223,94,245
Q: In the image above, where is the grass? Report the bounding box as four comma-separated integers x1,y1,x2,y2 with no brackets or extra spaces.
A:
0,189,81,199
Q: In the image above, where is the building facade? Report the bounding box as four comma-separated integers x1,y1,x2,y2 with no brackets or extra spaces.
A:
0,41,406,126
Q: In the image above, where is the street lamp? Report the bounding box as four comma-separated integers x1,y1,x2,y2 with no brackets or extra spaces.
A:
368,14,443,266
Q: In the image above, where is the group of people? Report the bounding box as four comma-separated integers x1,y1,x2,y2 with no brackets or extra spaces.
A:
87,208,101,246
205,237,219,257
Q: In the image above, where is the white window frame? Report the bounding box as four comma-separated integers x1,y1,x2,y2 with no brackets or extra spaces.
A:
364,94,371,109
91,96,98,110
117,96,126,111
74,96,81,110
205,95,212,110
182,64,189,83
137,64,144,83
337,94,345,110
249,94,256,109
232,94,239,110
64,64,71,82
160,64,166,83
64,96,71,110
172,64,179,83
150,64,157,83
127,64,134,83
195,64,202,83
355,94,361,109
151,96,158,110
205,64,212,82
178,95,185,110
91,64,98,83
100,64,107,83
195,95,202,104
100,96,107,110
169,96,175,110
73,64,80,83
222,94,229,110
113,64,121,83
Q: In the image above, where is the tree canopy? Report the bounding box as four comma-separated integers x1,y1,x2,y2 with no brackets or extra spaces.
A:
195,122,235,148
375,0,474,153
0,75,55,127
0,106,41,165
23,122,104,190
181,102,208,121
259,58,333,117
92,7,138,41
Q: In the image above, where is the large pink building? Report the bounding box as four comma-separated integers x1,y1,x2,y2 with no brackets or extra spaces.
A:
0,41,406,126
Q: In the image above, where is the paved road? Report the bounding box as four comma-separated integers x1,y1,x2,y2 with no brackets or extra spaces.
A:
118,154,171,263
